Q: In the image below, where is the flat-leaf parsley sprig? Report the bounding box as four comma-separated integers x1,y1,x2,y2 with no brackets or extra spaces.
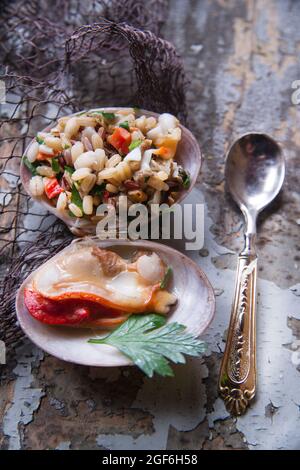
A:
88,314,206,378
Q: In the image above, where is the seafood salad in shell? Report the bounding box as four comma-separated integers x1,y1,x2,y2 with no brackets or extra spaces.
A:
22,108,197,235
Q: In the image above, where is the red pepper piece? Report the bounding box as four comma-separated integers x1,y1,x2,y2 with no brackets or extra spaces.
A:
24,288,125,326
44,178,63,199
107,127,131,154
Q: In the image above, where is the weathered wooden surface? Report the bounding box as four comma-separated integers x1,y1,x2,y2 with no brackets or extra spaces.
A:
1,0,300,450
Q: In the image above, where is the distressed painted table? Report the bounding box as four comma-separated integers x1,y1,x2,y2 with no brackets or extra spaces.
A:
1,0,300,450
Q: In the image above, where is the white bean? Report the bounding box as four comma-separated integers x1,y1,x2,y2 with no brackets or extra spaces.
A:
74,151,100,171
36,166,55,177
82,135,93,152
71,141,84,164
74,151,94,169
82,195,93,215
76,116,97,127
106,154,122,168
72,167,91,181
56,192,67,211
29,175,44,196
44,136,63,151
64,117,80,139
82,126,96,140
98,167,118,180
94,149,106,170
69,203,83,217
27,141,39,162
39,144,54,156
105,183,118,193
80,173,96,194
91,133,103,150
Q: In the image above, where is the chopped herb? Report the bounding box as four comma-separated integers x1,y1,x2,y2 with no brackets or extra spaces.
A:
23,156,38,175
51,157,60,173
183,175,191,189
179,169,191,189
101,111,116,121
160,266,173,289
71,183,83,210
90,183,106,197
63,143,71,149
128,139,142,151
36,136,44,145
91,111,116,121
119,121,130,131
64,165,75,175
88,314,206,378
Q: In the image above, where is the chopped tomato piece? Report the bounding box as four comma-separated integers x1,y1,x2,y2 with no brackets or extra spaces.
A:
24,288,127,326
107,127,131,154
44,178,63,199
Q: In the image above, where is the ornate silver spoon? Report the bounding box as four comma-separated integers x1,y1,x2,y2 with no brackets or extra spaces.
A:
218,132,285,415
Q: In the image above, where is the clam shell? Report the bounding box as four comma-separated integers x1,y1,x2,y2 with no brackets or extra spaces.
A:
15,238,215,367
20,108,201,236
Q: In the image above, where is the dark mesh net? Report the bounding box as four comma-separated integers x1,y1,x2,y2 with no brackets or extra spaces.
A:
0,0,187,354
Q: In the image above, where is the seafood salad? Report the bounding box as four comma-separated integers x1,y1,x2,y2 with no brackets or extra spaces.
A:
24,244,176,328
23,108,190,219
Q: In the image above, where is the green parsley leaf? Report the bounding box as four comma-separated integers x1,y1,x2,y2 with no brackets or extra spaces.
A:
51,157,60,173
179,169,191,189
36,136,44,145
88,314,206,378
64,165,75,175
91,111,116,121
23,156,38,175
119,121,130,131
90,183,106,197
71,183,83,210
128,139,142,151
101,111,115,121
160,266,173,289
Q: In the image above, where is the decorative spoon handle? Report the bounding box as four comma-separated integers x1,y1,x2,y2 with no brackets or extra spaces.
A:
218,237,257,416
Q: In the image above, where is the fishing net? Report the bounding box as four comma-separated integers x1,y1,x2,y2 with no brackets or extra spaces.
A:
0,0,187,354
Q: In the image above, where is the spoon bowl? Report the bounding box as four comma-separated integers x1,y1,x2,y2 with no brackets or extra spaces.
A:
225,133,285,214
